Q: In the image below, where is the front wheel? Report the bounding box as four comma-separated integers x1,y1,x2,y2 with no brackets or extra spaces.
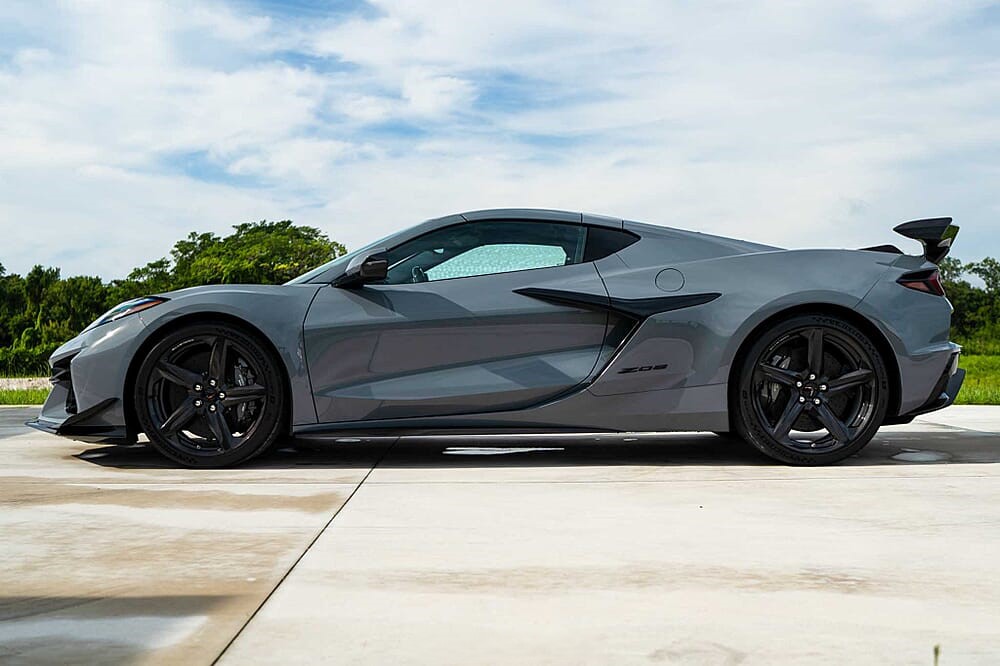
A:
734,313,889,465
133,322,286,468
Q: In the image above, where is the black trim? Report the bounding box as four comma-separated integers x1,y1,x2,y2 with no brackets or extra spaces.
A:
582,227,640,262
859,244,903,255
25,398,129,445
25,420,128,444
514,288,721,319
294,421,616,437
893,217,959,264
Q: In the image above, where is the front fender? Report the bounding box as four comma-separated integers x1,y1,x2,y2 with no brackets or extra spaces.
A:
138,284,323,426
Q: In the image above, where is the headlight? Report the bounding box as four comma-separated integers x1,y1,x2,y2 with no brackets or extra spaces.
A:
84,296,168,332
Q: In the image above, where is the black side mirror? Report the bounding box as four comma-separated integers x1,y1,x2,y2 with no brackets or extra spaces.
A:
333,250,389,288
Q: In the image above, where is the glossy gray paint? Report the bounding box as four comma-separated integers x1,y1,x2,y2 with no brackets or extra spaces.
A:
36,284,323,439
304,262,610,422
30,208,961,444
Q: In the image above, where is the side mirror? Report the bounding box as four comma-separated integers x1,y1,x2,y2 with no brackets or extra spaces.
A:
333,250,388,288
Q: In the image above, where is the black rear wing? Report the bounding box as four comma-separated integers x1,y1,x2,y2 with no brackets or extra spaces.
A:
893,217,959,264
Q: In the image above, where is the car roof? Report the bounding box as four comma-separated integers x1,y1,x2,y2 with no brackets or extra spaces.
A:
456,208,624,229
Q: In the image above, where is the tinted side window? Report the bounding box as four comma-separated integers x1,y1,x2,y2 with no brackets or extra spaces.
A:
426,244,569,281
583,227,640,262
382,221,587,285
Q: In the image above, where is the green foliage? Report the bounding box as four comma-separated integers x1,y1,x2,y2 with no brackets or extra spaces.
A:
956,355,1000,405
0,221,345,375
0,344,61,376
968,257,1000,295
152,220,346,289
944,259,1000,347
0,387,51,405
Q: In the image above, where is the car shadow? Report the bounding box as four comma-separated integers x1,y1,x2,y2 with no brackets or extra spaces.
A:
73,426,1000,470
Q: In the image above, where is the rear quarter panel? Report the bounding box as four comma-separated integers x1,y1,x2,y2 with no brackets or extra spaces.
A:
856,254,957,414
591,248,895,408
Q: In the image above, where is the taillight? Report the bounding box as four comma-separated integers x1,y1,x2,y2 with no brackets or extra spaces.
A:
897,269,945,296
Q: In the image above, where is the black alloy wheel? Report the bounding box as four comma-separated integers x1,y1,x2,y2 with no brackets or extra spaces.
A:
735,313,889,465
134,322,286,468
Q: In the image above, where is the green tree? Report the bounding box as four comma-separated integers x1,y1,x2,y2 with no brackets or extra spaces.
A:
938,257,963,283
1,219,348,374
175,220,345,286
968,258,1000,295
40,276,108,342
108,258,174,304
24,265,60,315
0,267,30,349
129,220,346,289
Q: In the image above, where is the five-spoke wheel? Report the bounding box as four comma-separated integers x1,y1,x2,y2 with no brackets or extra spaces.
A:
734,313,889,465
133,322,285,467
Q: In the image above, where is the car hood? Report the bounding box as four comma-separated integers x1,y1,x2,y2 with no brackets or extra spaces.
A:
156,283,313,299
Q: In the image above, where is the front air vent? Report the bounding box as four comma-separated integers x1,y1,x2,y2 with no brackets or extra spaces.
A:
50,355,78,414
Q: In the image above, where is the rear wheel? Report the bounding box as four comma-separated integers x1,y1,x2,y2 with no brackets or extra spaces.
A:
734,313,889,465
133,322,286,468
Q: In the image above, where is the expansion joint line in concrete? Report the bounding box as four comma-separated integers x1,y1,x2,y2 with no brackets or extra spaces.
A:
211,437,400,664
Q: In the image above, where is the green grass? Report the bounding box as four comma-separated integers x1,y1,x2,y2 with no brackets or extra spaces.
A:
957,355,1000,405
956,330,1000,356
0,388,50,405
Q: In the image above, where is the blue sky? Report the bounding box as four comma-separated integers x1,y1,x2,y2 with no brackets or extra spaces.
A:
0,0,998,279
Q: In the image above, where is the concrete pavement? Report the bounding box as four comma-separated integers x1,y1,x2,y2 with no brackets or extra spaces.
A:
1,406,999,664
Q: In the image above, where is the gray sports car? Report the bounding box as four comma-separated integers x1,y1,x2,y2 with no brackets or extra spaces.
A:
29,209,964,467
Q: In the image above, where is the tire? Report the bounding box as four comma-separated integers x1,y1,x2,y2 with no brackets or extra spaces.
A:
734,313,889,466
133,321,286,468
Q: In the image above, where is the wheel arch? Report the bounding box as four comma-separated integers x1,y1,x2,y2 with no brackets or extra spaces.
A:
725,303,901,424
123,311,294,440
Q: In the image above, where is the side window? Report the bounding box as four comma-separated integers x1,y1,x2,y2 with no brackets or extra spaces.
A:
426,244,568,281
382,220,586,284
583,227,639,262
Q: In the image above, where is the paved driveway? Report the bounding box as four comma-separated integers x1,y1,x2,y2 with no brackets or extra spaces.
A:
1,406,999,664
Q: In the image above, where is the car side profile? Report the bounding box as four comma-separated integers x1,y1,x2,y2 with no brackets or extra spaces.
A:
29,209,964,467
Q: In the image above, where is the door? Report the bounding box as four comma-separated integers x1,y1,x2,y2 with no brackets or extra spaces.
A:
303,219,611,423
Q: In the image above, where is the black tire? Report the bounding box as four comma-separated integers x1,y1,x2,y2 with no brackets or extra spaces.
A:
133,321,286,468
734,313,889,465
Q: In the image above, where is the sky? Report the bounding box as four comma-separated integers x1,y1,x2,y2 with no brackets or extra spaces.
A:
1,0,998,280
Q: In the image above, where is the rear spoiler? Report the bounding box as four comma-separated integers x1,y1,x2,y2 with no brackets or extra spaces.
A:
893,217,959,264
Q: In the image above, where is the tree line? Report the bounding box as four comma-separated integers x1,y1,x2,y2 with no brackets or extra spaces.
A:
940,257,1000,355
0,220,345,375
0,223,997,376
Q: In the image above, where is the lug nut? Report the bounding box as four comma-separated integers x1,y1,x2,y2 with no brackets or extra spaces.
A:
209,379,217,387
218,392,226,400
193,399,203,407
795,381,803,388
809,374,816,380
194,383,202,392
820,385,827,391
798,396,806,403
813,398,821,405
209,404,217,413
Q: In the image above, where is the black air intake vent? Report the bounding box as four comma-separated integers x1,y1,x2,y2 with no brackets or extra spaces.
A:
50,355,78,414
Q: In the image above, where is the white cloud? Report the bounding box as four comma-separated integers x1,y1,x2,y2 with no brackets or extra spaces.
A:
0,0,997,279
401,69,473,117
